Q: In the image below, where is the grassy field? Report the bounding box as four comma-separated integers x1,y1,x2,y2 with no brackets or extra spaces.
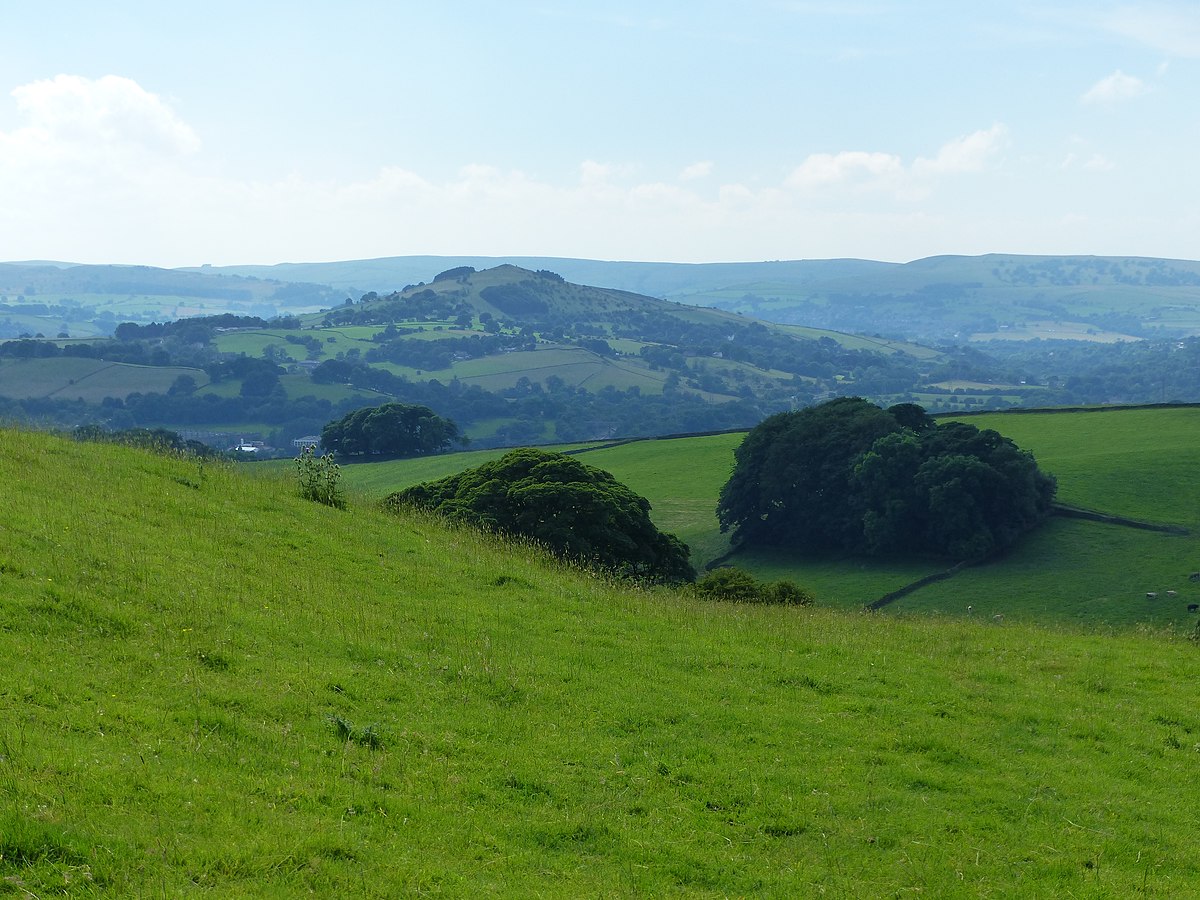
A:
276,374,379,404
336,406,1200,630
951,407,1200,524
0,357,209,402
5,427,1200,895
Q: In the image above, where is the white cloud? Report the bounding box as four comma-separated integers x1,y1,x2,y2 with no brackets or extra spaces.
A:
679,160,714,181
784,126,1006,197
913,124,1008,175
785,150,903,189
1081,69,1148,104
8,74,199,157
3,76,1185,268
1061,152,1116,172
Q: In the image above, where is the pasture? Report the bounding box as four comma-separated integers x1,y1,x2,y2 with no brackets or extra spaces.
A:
0,357,208,402
3,426,1200,895
340,405,1200,629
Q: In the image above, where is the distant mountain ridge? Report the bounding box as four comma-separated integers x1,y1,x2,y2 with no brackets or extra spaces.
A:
181,256,898,299
8,252,1200,343
183,253,1200,342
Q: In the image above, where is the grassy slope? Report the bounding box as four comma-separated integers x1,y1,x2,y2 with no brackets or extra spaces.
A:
4,428,1200,896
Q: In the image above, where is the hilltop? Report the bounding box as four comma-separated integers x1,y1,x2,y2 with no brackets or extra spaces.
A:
3,427,1200,895
193,252,1200,342
13,252,1200,346
0,264,942,449
10,258,1200,445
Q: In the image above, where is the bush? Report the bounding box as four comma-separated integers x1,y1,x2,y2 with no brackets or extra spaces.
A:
690,568,813,605
295,446,345,509
384,448,694,583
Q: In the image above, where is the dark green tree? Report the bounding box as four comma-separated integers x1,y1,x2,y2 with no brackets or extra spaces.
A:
321,403,464,457
384,448,694,582
717,397,901,550
718,398,1056,562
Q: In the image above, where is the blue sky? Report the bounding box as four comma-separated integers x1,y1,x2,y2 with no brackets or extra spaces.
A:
1,2,1197,266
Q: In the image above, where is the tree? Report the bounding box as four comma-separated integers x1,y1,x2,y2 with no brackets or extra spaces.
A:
717,397,901,551
384,448,694,582
321,402,464,457
717,398,1056,562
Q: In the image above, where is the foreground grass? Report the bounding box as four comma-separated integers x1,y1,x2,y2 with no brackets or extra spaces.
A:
3,429,1200,895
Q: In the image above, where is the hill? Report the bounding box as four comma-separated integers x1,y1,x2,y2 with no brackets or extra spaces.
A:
13,252,1200,347
184,255,896,300
4,427,1200,895
189,252,1200,342
0,264,955,447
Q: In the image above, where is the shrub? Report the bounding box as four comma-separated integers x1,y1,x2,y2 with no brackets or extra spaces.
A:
295,446,345,509
690,568,813,605
385,448,694,583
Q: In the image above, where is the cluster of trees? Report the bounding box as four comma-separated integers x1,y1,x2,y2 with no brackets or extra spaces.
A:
480,283,551,316
113,314,298,342
385,448,694,583
322,289,474,326
718,398,1057,561
321,402,464,457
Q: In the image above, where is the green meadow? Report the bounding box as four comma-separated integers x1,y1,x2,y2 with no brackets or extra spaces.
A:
4,427,1200,895
0,357,209,402
339,407,1200,630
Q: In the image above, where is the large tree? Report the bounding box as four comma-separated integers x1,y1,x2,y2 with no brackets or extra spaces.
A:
384,448,694,582
321,402,463,457
717,398,1055,562
717,397,903,551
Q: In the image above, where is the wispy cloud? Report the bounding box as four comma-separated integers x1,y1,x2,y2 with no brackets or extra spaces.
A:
785,150,903,189
1081,69,1148,104
913,124,1008,175
785,125,1007,194
679,160,714,181
1102,4,1200,57
1061,152,1116,172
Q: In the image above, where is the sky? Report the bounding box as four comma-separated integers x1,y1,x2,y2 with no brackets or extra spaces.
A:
1,1,1198,267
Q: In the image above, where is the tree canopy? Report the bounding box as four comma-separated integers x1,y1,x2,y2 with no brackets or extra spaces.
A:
384,448,695,583
321,402,464,457
717,398,1056,561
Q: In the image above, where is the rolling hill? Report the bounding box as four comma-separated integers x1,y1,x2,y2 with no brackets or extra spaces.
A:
191,252,1200,342
3,426,1200,895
